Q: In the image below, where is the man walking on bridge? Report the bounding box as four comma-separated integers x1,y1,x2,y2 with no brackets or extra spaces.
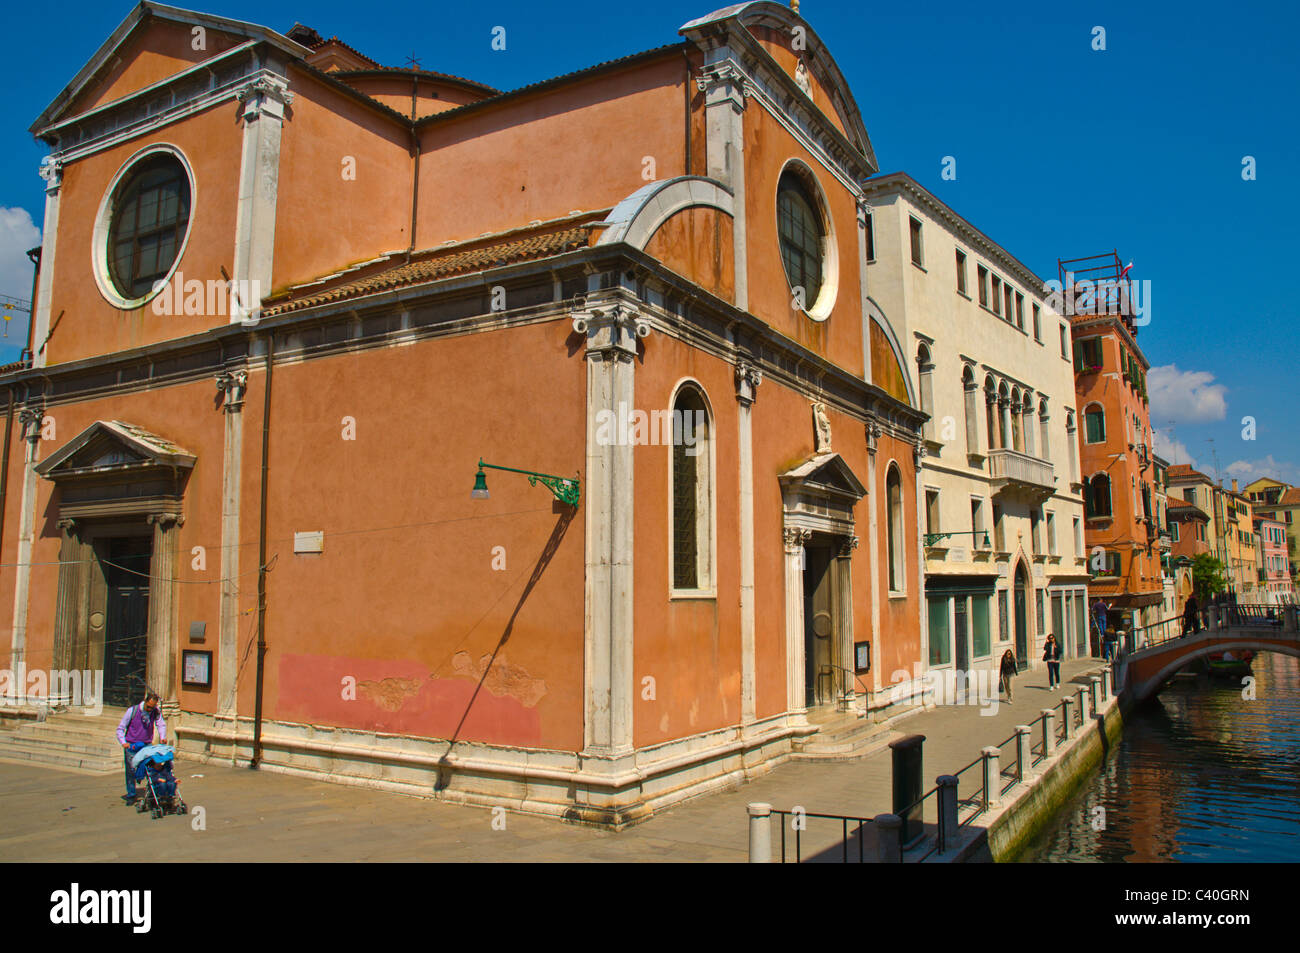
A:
1182,593,1201,636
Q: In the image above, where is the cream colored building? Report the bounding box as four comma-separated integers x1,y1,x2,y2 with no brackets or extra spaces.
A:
862,173,1091,685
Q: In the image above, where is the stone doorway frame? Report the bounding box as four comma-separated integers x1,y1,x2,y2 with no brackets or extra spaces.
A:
780,452,866,722
35,421,193,713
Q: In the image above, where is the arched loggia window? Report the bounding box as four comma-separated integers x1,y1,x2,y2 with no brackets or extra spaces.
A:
671,383,713,592
1085,473,1112,518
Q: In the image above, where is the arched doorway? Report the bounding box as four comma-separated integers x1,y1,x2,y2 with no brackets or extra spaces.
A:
1014,563,1029,670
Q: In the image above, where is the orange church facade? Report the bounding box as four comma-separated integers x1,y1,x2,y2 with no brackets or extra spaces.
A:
1,2,926,824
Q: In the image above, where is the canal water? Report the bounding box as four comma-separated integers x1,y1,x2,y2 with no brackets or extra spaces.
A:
1019,652,1300,862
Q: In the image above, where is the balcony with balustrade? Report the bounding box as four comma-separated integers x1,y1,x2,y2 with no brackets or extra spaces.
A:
987,448,1056,505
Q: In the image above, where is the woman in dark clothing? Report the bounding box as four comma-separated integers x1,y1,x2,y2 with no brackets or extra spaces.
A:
1182,594,1201,636
1042,635,1062,690
999,649,1018,702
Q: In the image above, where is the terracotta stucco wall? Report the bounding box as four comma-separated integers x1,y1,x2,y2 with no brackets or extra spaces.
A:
641,207,736,305
246,320,586,750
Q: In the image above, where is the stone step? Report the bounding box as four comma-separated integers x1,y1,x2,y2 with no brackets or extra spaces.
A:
0,732,127,758
0,707,133,775
0,742,120,774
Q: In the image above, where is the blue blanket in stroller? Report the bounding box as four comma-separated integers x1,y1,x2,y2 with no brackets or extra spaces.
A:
131,744,177,798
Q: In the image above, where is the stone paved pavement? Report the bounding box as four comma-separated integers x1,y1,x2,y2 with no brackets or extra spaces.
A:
0,658,1104,862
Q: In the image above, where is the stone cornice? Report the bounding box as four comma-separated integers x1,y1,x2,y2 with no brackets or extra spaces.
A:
863,173,1052,305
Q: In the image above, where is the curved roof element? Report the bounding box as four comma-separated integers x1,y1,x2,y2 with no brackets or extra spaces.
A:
597,176,735,249
680,1,876,171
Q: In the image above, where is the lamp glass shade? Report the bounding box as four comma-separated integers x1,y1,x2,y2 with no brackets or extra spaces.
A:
471,469,490,500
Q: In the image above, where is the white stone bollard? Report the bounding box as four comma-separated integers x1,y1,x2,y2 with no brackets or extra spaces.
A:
1041,709,1057,757
1089,675,1102,713
1015,725,1033,780
747,802,772,863
875,813,903,863
937,775,959,851
1062,696,1075,740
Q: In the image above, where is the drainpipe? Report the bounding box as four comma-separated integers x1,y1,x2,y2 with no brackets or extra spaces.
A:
682,49,693,175
23,248,39,363
250,332,273,767
0,388,13,579
407,125,421,261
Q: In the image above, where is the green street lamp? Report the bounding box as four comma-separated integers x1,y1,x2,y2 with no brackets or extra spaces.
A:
471,459,580,507
924,530,992,549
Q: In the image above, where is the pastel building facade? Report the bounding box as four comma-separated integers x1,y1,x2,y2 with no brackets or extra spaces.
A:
861,174,1090,675
1,2,929,824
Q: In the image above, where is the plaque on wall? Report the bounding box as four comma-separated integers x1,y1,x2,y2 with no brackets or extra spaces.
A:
854,640,872,674
188,621,206,643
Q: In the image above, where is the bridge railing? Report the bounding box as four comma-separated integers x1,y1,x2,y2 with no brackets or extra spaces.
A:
1125,603,1297,657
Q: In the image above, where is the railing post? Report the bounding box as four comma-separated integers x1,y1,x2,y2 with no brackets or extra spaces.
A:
874,813,903,863
981,746,1001,809
1015,725,1033,780
1076,685,1089,722
1101,668,1112,701
1089,675,1102,713
1061,696,1075,740
747,802,772,863
1286,605,1298,633
1207,605,1219,630
937,775,959,852
1040,708,1057,757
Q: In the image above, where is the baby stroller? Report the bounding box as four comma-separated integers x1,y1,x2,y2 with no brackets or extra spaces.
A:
130,744,187,819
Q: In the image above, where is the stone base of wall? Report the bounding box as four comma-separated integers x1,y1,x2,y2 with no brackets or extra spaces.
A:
175,710,819,829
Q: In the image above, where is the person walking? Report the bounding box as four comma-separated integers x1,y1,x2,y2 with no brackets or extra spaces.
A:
1182,593,1201,636
1042,635,1062,690
1092,598,1109,659
999,649,1018,703
115,691,166,805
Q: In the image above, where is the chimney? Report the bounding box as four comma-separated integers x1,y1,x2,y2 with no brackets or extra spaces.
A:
1232,479,1239,493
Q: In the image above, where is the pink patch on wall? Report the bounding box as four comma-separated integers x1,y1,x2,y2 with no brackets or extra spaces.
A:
276,654,542,747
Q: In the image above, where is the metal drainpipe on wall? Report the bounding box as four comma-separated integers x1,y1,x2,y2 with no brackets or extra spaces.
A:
251,332,273,768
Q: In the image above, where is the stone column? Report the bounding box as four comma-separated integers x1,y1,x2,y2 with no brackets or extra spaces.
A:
835,535,858,709
8,406,44,693
232,73,293,323
51,517,90,703
696,62,749,311
147,512,184,718
865,422,882,693
914,437,927,687
783,526,811,718
575,303,648,757
735,361,760,727
30,159,61,368
1041,709,1057,757
215,370,248,715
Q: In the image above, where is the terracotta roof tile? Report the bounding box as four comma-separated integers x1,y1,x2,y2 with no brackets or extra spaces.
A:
262,223,596,316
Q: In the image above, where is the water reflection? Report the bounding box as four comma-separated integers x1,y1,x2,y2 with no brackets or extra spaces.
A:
1019,653,1300,862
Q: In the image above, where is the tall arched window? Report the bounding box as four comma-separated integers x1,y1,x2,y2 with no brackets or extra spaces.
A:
887,464,905,592
671,384,713,591
1085,473,1112,518
1010,387,1023,452
917,343,934,443
1039,398,1051,463
984,377,997,450
962,365,979,454
1064,410,1077,482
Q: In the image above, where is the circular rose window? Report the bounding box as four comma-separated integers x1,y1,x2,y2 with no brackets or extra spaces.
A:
775,164,837,321
95,147,193,307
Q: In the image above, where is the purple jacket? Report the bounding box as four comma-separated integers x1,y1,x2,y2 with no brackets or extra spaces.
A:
116,704,166,746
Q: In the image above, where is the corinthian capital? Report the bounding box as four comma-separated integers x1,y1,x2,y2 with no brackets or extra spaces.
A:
734,361,762,405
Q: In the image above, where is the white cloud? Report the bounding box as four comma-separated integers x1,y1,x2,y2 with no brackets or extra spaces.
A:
1148,364,1228,424
0,207,40,299
1153,430,1198,469
1225,456,1300,488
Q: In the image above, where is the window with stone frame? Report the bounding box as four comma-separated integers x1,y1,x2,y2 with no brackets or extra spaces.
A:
106,153,191,300
671,385,712,591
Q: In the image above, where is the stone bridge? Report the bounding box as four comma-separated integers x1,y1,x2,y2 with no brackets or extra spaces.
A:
1116,604,1300,702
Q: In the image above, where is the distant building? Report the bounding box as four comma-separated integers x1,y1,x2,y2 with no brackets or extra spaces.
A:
1065,252,1162,633
1244,477,1300,592
1254,514,1295,604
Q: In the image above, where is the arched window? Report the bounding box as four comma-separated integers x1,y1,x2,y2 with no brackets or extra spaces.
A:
671,384,713,591
1010,387,1023,452
777,171,825,308
916,343,934,443
962,365,979,454
1021,392,1035,457
887,464,905,592
1085,473,1112,518
1064,409,1077,482
1083,403,1106,444
106,152,192,300
984,377,997,449
997,382,1010,449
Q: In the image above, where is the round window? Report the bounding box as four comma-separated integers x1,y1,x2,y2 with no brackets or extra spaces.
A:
777,170,825,311
104,152,192,301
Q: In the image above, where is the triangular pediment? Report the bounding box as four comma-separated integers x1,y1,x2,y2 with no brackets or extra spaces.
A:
31,2,311,135
35,420,196,480
779,452,866,500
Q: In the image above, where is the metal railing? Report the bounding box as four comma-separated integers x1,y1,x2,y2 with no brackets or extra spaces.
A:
771,809,877,863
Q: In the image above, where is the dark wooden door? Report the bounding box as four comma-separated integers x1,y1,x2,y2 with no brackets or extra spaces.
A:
1014,568,1028,672
103,537,152,708
803,542,835,707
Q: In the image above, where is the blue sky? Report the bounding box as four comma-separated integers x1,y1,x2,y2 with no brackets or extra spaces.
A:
1,0,1296,486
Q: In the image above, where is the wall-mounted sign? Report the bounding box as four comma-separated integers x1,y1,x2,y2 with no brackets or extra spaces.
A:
294,531,324,554
188,621,206,643
181,650,212,689
854,640,871,674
